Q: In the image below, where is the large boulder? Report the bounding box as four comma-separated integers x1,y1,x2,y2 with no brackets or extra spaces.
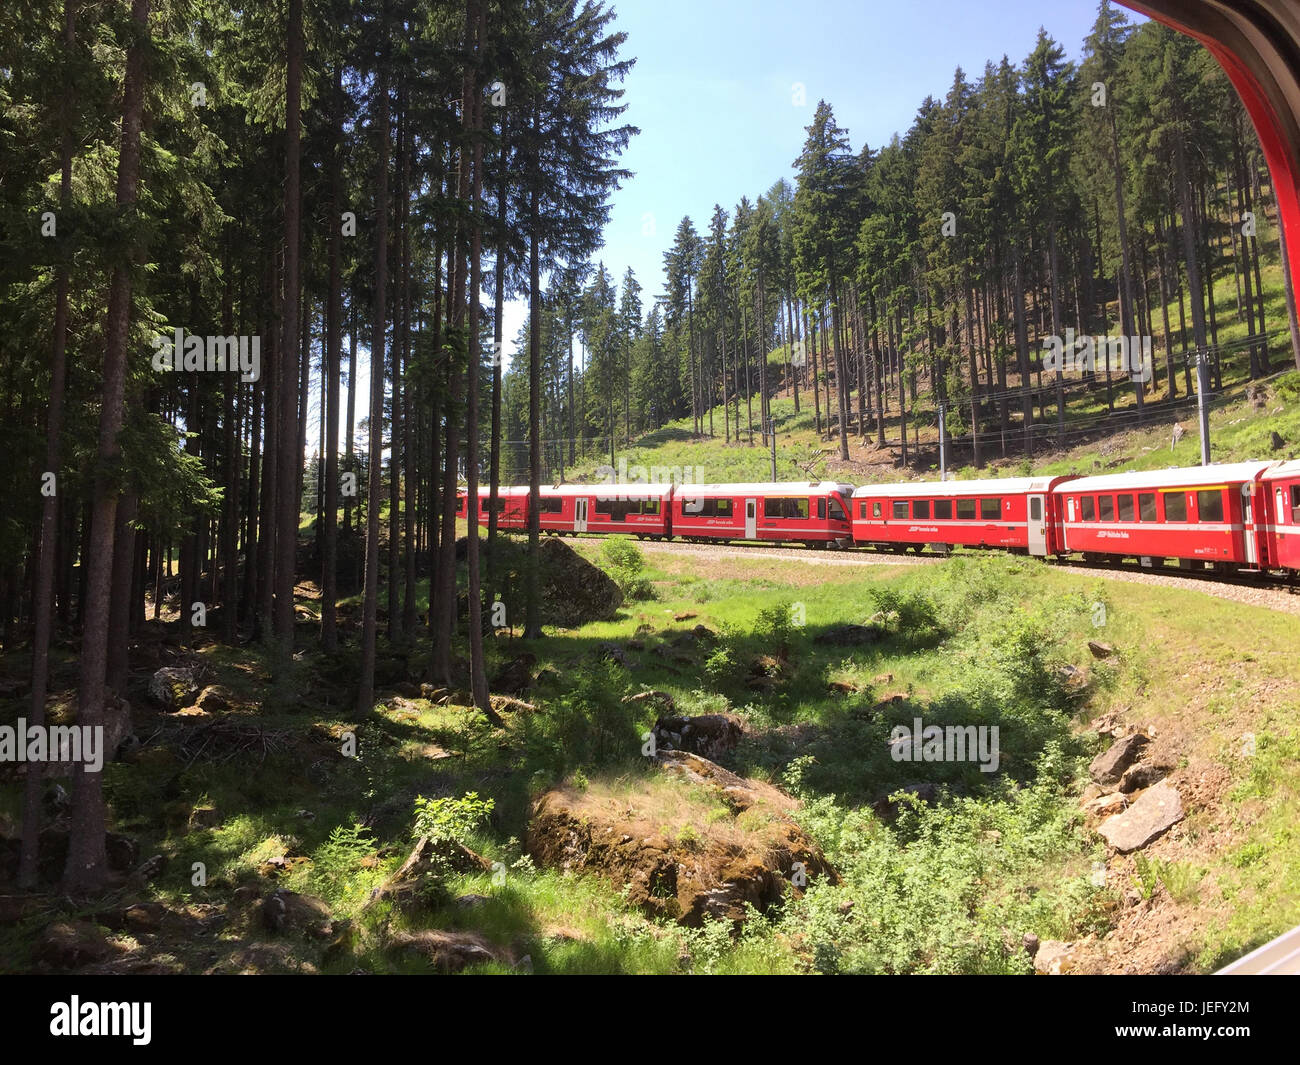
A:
526,755,836,927
489,537,623,629
1097,782,1183,853
1089,733,1149,787
149,666,197,710
651,713,743,760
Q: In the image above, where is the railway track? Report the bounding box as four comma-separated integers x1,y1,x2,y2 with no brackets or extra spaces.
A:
627,536,1300,615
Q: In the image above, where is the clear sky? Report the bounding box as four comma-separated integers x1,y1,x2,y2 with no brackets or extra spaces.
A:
494,0,1149,360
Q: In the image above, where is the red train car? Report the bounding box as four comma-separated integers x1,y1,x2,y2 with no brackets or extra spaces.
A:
1261,460,1300,573
456,486,530,530
1054,461,1276,571
851,476,1075,556
671,481,853,546
535,484,675,538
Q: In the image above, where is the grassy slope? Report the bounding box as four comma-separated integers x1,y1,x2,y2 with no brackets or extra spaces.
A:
4,539,1296,974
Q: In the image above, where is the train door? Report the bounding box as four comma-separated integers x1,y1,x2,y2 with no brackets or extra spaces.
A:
574,497,588,533
1242,483,1258,566
745,498,757,539
1028,494,1047,557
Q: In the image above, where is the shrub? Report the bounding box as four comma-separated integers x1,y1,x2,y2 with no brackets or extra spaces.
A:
601,536,655,600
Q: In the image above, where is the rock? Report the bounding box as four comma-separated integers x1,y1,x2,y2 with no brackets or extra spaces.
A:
814,623,886,647
454,893,492,911
131,854,166,884
1118,762,1168,793
195,684,234,712
828,679,859,695
1023,932,1040,958
35,921,119,969
652,713,743,759
97,901,168,934
525,537,624,628
260,889,334,938
595,642,632,668
150,666,197,710
873,673,894,684
493,650,540,702
1171,423,1186,448
385,929,505,973
1097,782,1183,853
1082,792,1129,818
1087,641,1116,659
188,805,221,830
527,757,836,927
673,612,697,622
1270,430,1285,451
1033,939,1080,974
1089,733,1149,787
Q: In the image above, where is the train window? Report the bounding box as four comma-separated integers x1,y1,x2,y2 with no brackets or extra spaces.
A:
1029,497,1042,521
683,497,703,514
1163,492,1187,522
1291,485,1300,522
1081,497,1095,521
1098,496,1114,521
893,501,909,519
642,499,659,515
858,501,868,519
829,497,846,521
715,498,732,517
914,500,931,519
456,497,466,514
541,497,563,514
979,498,1000,520
1197,490,1224,522
956,499,976,520
1139,493,1156,521
817,497,826,519
934,499,952,520
872,501,883,518
764,498,783,519
594,496,612,515
1117,494,1134,521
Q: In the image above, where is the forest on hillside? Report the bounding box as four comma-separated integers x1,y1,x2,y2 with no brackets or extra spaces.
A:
1,0,1298,903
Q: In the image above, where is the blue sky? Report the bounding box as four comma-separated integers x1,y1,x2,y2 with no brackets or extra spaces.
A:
496,0,1149,357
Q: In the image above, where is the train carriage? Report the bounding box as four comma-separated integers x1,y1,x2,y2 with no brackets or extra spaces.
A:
538,483,675,538
1261,460,1300,573
672,481,853,546
850,476,1075,556
1054,461,1276,571
455,486,530,530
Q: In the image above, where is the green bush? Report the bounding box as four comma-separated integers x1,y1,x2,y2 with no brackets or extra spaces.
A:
601,536,655,600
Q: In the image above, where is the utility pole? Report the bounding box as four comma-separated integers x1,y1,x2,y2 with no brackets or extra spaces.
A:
769,419,777,481
1195,349,1211,465
938,402,947,481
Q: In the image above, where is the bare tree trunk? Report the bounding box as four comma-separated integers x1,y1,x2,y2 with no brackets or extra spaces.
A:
357,0,391,714
64,0,151,896
21,0,76,889
274,0,303,672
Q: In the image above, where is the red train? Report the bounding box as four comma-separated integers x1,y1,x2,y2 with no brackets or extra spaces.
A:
455,460,1300,578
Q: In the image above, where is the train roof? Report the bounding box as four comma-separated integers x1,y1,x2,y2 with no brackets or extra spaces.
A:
675,481,850,496
1262,459,1300,481
851,475,1071,498
547,482,675,498
1061,461,1277,493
